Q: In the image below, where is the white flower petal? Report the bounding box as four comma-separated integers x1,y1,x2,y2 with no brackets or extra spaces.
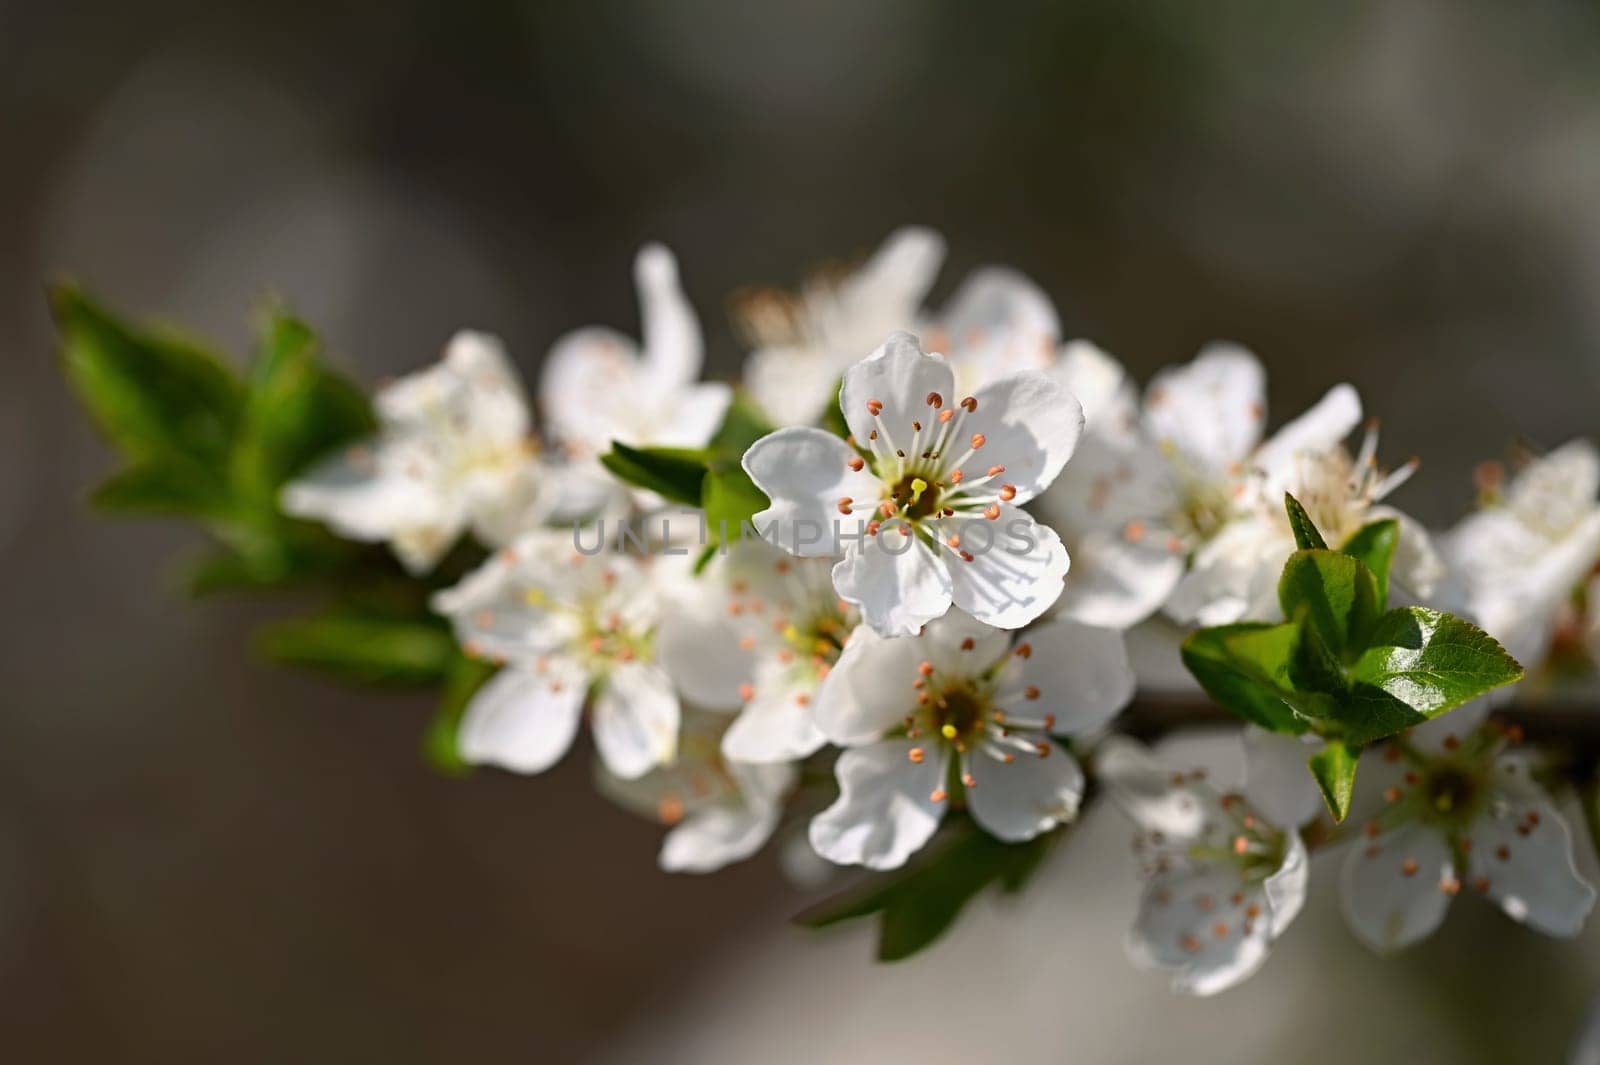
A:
457,660,587,774
657,603,752,711
591,662,681,780
832,530,953,637
839,332,956,446
1143,342,1266,478
1251,383,1362,488
744,427,878,558
1127,863,1274,996
945,506,1069,629
538,326,642,452
1052,340,1138,437
651,381,733,449
935,267,1059,391
811,624,923,745
808,740,946,870
966,745,1084,842
280,443,447,557
1468,797,1597,937
997,617,1134,737
721,658,828,763
1340,821,1455,953
1057,525,1185,629
960,372,1083,503
1165,518,1289,625
1095,736,1210,839
634,243,704,390
744,343,844,428
848,226,945,321
1241,728,1324,829
1263,831,1310,936
919,608,1013,666
661,803,782,874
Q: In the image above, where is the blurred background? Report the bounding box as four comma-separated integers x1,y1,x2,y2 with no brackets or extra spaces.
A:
6,1,1600,1060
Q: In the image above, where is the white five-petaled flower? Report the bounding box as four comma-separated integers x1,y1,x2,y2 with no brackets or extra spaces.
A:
808,611,1134,870
597,709,795,874
738,227,1062,427
282,331,548,574
1340,705,1596,953
432,532,680,780
1443,440,1600,674
743,332,1082,637
540,244,732,462
658,540,856,764
1046,341,1439,626
1097,735,1310,997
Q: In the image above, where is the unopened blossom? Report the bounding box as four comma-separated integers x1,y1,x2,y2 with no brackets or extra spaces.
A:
432,532,679,780
658,540,857,763
743,332,1081,636
808,611,1134,870
738,227,1061,426
1097,735,1310,996
282,331,549,573
597,709,795,874
540,244,732,460
1340,705,1596,953
1443,440,1600,673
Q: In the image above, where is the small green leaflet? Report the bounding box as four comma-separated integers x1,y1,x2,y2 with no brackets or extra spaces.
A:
1307,739,1359,822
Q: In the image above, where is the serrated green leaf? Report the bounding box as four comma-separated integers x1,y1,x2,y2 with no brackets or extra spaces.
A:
254,613,455,686
794,819,1055,961
1308,738,1359,821
1284,493,1328,550
1279,549,1381,660
1342,607,1523,744
1340,519,1399,604
52,283,242,466
424,653,495,776
1181,623,1307,733
599,442,708,506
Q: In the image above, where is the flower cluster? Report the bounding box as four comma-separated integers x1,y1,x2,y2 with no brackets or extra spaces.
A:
86,229,1600,998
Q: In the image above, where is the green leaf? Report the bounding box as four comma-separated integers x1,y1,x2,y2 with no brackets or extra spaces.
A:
702,462,768,547
1278,549,1381,659
794,819,1055,961
52,283,242,467
599,442,707,506
423,654,496,776
1307,739,1360,821
255,613,456,686
1342,607,1523,744
1181,623,1309,733
1284,493,1328,550
1340,519,1399,604
708,395,777,458
230,308,374,510
820,378,850,439
89,461,231,518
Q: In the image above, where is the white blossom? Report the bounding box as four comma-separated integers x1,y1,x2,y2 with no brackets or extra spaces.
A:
432,532,680,780
597,709,794,874
282,331,556,573
657,539,856,764
1339,706,1595,953
1443,440,1600,673
743,332,1082,636
738,227,1061,427
1097,735,1310,996
540,244,732,462
808,611,1134,870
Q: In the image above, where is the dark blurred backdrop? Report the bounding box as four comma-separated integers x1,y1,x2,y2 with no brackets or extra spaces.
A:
6,2,1600,1061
